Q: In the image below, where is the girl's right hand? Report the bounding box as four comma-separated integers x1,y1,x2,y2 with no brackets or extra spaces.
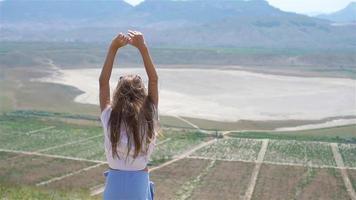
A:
110,33,130,50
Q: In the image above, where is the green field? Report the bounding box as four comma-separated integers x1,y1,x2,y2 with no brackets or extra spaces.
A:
192,138,262,161
338,143,356,168
264,140,336,166
228,125,356,143
149,129,212,165
0,112,102,152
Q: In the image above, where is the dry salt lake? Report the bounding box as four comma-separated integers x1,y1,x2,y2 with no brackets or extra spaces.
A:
36,67,356,130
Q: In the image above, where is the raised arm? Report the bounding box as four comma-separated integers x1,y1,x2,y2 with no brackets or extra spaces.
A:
99,33,130,112
128,30,159,107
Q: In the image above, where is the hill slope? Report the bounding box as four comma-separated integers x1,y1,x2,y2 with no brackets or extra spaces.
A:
0,0,356,50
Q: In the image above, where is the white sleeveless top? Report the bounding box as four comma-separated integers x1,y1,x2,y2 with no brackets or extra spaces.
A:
100,105,157,170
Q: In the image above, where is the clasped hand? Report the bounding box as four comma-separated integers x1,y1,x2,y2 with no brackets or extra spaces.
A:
111,30,146,50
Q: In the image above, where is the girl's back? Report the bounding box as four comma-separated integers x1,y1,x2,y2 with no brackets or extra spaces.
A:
100,104,158,171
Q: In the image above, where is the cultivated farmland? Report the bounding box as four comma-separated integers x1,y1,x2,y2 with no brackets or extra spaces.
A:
252,164,349,200
150,158,211,200
0,111,355,199
43,164,108,191
189,161,254,200
338,143,356,168
264,140,336,167
0,152,95,185
149,129,213,166
191,138,262,161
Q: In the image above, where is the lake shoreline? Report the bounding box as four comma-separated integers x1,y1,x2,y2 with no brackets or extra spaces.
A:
33,65,356,131
66,64,356,80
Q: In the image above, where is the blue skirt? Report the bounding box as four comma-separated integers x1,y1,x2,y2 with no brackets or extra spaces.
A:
103,169,155,200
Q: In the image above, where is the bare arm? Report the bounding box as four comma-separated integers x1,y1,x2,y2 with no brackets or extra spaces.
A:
99,33,130,112
128,30,159,107
139,45,158,107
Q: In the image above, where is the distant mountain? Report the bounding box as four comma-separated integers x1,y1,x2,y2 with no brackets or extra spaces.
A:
317,2,356,23
0,0,283,24
132,0,284,23
1,0,356,50
0,0,133,25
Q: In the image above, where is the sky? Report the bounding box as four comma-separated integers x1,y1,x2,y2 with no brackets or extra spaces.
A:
123,0,354,15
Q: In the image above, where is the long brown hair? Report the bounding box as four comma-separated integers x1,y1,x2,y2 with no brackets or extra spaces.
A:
108,74,159,160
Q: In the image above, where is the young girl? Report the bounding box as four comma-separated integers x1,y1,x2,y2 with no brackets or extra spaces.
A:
99,30,159,200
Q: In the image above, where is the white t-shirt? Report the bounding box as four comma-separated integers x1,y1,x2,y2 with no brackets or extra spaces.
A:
100,105,157,170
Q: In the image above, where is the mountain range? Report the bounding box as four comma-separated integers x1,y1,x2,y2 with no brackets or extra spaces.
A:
1,0,355,50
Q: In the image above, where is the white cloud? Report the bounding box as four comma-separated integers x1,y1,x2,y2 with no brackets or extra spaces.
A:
124,0,144,6
266,0,354,14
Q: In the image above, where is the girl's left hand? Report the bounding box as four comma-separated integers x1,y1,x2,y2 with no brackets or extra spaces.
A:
111,33,130,50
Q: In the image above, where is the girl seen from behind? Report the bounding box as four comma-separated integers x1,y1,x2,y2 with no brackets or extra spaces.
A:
99,30,160,200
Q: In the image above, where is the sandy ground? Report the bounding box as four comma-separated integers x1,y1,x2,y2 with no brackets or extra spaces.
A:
35,67,356,128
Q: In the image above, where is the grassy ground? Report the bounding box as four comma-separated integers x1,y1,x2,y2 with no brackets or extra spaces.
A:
0,184,99,200
0,67,99,116
228,124,356,143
